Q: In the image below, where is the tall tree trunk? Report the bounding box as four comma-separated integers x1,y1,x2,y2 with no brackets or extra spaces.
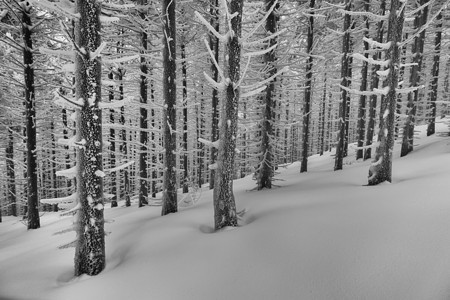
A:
22,3,40,229
319,71,327,156
364,0,386,160
181,39,189,193
6,126,17,217
334,0,352,171
214,0,243,230
209,0,220,190
258,0,279,187
300,0,314,173
74,0,105,276
368,0,404,185
427,12,442,136
108,70,117,207
401,0,429,156
356,0,370,160
161,0,177,216
139,0,149,207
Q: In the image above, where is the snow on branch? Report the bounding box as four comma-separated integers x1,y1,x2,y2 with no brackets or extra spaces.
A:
57,136,77,148
244,28,287,47
100,15,120,24
29,0,80,19
352,53,390,67
243,43,278,58
103,54,139,66
396,86,423,94
90,42,107,60
56,166,77,179
241,67,288,91
204,71,225,91
373,86,390,95
363,37,391,50
105,161,135,173
198,138,219,149
202,38,226,83
102,2,135,10
194,11,227,43
242,0,279,42
338,84,380,96
53,90,83,109
99,96,132,109
241,85,267,98
337,9,389,21
41,193,78,206
39,47,75,61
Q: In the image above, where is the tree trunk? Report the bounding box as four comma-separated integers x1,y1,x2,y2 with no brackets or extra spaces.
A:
300,0,314,173
108,70,117,207
209,0,220,190
139,0,149,207
22,3,40,229
118,69,130,207
364,0,386,160
319,72,327,156
213,0,243,230
161,0,177,216
356,0,370,160
258,0,279,187
181,40,189,194
74,0,105,276
334,0,352,171
368,0,404,185
401,0,429,156
6,126,17,217
427,12,442,136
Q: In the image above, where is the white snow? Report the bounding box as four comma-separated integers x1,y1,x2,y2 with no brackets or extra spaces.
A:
2,122,450,300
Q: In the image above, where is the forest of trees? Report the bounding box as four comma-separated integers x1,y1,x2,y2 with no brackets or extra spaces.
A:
1,0,449,275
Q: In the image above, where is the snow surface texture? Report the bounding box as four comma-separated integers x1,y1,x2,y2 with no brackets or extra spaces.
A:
1,122,450,300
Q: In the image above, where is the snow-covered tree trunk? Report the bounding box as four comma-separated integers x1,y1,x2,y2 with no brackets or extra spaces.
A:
161,0,177,216
74,0,105,276
368,0,404,185
181,37,189,194
213,0,243,230
300,0,314,173
22,2,40,229
427,11,442,136
334,0,352,171
364,0,386,160
108,70,117,207
209,0,220,190
6,126,17,217
356,0,370,160
258,0,279,188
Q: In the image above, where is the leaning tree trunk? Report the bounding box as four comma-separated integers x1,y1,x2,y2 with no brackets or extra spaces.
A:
356,0,370,160
209,0,220,190
22,3,40,229
300,0,314,173
74,0,105,276
368,0,404,185
427,11,442,136
364,0,386,160
258,0,279,187
214,0,243,230
334,0,352,171
161,0,177,216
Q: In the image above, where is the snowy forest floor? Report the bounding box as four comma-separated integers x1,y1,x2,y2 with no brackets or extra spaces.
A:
2,121,450,300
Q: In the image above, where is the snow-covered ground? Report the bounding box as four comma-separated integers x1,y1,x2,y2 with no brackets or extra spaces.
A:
1,121,450,300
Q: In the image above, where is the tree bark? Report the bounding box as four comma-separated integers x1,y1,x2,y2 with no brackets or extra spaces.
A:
161,0,177,216
214,0,243,230
6,126,17,216
368,0,404,185
74,0,105,276
427,12,442,136
108,70,117,207
334,0,351,171
258,0,279,187
22,2,40,229
300,0,314,173
181,39,189,193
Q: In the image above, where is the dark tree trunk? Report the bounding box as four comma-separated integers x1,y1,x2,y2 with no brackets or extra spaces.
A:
181,40,189,194
6,126,17,217
427,12,442,136
319,72,327,156
139,0,149,207
209,0,220,190
356,0,370,160
22,3,40,229
300,0,314,173
364,0,386,160
334,0,352,171
74,0,105,276
161,0,177,216
108,70,117,207
258,0,279,187
401,0,429,156
151,77,157,198
213,0,243,230
368,0,404,185
118,69,130,207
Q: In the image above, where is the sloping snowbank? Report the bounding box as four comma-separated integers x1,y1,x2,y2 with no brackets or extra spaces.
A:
1,121,450,300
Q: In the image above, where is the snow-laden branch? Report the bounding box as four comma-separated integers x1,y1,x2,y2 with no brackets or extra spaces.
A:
204,71,226,91
352,53,391,67
99,96,132,109
57,136,77,148
53,90,83,108
244,28,287,47
373,86,390,95
338,84,381,96
41,193,78,205
241,66,288,90
39,47,75,61
103,54,139,66
241,85,267,98
100,15,120,24
198,138,219,149
397,86,423,94
90,42,107,60
242,0,279,43
105,161,135,173
56,166,77,179
337,9,389,21
363,37,391,50
203,38,226,83
243,42,278,58
29,0,80,19
194,11,227,43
